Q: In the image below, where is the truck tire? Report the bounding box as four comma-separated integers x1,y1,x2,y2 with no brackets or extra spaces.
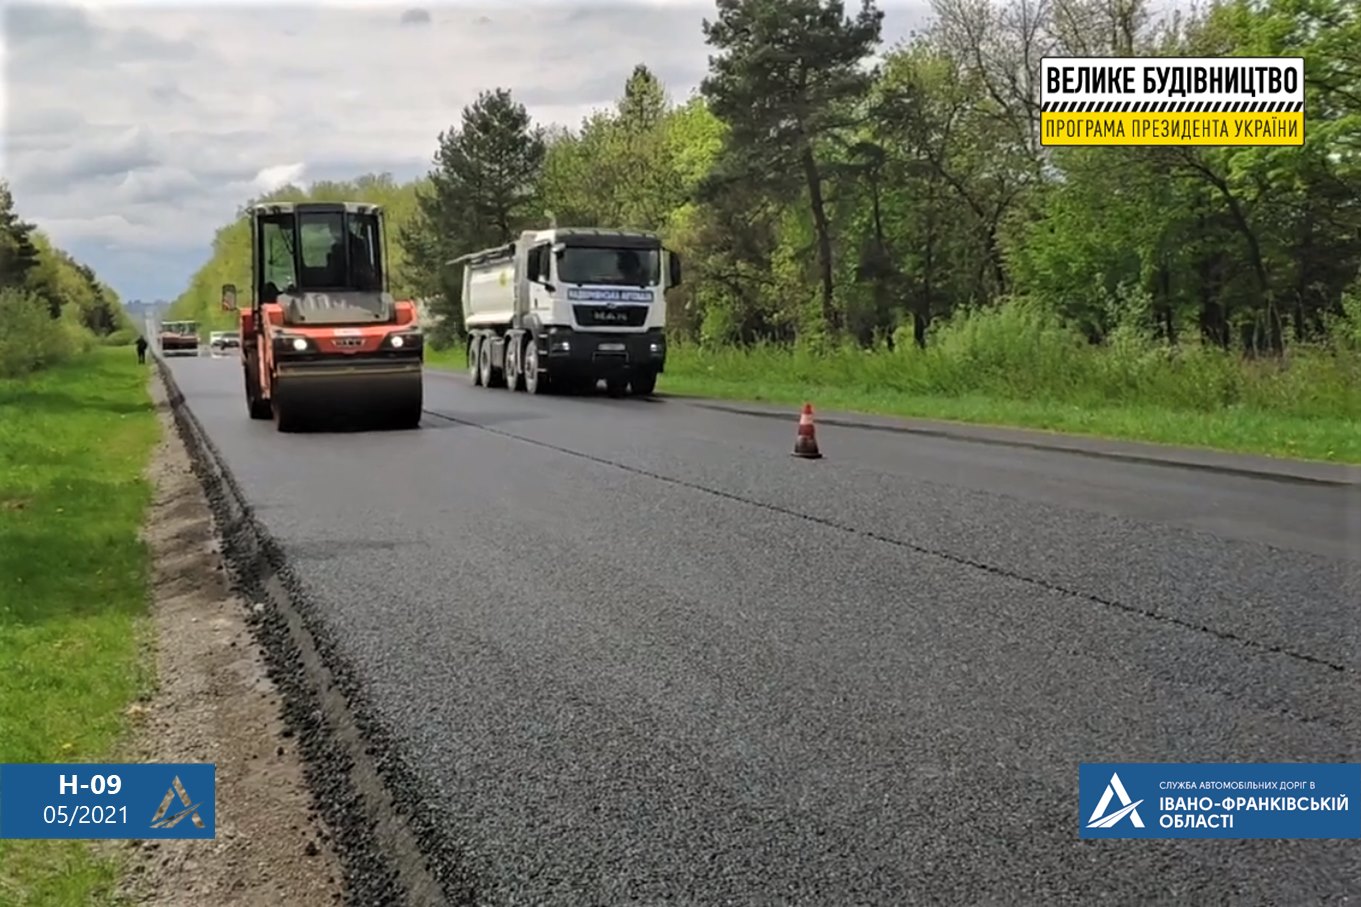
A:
523,337,547,395
505,338,524,392
631,369,658,397
469,336,483,386
479,338,504,388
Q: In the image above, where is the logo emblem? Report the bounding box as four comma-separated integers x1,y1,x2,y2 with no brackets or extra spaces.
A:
150,776,205,830
1086,771,1145,829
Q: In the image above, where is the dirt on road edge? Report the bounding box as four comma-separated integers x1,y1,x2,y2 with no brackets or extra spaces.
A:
117,376,345,905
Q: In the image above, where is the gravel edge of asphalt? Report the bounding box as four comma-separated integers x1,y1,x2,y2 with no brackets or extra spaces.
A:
156,358,478,906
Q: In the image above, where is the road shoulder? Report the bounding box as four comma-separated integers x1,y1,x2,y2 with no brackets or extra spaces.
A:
117,377,345,904
676,397,1361,486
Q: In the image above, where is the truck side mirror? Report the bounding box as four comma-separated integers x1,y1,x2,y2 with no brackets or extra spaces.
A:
668,252,683,288
221,284,238,310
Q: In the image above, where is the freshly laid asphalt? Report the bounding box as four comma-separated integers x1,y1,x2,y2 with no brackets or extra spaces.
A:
168,355,1360,905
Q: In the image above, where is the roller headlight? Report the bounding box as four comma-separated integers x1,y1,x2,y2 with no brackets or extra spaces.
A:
383,330,422,350
291,337,308,351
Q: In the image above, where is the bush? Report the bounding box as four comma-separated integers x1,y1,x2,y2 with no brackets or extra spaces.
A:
665,297,1361,422
0,289,83,378
100,327,137,347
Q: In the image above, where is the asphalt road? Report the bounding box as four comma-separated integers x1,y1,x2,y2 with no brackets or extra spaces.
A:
167,356,1360,905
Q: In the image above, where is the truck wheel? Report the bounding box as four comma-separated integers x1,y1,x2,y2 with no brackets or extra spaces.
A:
469,336,483,386
631,369,658,397
485,338,506,388
478,339,497,388
523,337,547,395
504,337,523,391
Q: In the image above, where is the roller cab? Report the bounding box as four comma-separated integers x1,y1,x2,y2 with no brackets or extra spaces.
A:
230,201,424,431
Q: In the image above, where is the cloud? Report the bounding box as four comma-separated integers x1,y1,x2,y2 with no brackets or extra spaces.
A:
2,1,933,301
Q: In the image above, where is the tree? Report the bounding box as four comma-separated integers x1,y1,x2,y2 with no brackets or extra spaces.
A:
0,181,41,293
400,89,547,342
701,0,884,337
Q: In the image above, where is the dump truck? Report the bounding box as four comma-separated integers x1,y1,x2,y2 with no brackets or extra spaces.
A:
452,228,681,396
226,201,424,432
158,320,200,356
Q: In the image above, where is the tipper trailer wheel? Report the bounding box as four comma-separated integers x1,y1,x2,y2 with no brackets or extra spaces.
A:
469,336,483,386
478,339,493,387
481,337,505,388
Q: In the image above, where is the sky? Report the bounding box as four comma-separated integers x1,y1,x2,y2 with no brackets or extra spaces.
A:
1,0,941,302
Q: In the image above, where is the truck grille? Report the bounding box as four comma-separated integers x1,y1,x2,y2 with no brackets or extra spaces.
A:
573,305,648,328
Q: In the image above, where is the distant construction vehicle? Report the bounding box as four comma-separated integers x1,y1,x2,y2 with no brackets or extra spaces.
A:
225,201,424,432
452,227,681,396
158,320,200,356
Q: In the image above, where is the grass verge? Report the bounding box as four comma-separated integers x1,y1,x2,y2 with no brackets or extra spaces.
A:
0,347,160,906
423,331,1360,464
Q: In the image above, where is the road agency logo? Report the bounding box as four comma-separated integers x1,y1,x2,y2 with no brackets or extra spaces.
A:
150,775,206,830
1086,771,1145,829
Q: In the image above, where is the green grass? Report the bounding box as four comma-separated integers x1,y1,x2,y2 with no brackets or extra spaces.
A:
0,347,160,906
424,303,1361,464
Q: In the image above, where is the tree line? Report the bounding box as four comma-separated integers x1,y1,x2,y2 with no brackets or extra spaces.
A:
171,0,1360,359
0,180,129,377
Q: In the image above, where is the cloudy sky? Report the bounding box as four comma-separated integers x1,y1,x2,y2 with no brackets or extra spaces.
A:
1,0,939,301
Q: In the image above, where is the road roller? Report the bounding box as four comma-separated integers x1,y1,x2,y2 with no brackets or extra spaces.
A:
228,201,424,432
158,320,201,356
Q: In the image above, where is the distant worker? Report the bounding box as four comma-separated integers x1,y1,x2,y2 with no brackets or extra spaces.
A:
135,334,148,364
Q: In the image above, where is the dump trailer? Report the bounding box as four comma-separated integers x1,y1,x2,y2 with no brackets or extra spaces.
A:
452,228,681,396
228,201,424,432
158,321,200,356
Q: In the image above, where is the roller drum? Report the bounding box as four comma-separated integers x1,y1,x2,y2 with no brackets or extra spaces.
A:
272,363,423,430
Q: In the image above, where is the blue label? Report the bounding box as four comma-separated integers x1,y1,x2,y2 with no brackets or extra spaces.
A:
0,763,215,839
1079,763,1360,839
566,288,653,303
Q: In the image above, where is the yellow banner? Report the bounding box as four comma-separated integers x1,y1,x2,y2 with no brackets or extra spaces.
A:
1041,112,1304,146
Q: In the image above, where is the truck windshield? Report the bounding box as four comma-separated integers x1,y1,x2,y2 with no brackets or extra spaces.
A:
556,247,660,287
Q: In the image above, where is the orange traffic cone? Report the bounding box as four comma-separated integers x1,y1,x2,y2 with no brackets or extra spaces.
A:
792,403,822,459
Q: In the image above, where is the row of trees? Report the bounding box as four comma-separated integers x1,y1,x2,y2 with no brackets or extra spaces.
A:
171,0,1360,358
0,181,129,377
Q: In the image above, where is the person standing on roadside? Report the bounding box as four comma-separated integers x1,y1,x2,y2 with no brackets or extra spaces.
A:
136,334,148,364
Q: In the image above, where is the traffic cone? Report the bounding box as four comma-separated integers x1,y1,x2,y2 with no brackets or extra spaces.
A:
792,403,822,459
